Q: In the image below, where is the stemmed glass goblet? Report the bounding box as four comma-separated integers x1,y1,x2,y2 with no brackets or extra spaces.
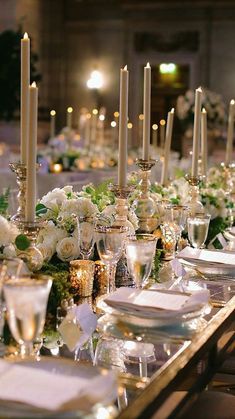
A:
3,277,52,358
125,234,157,289
187,213,211,249
95,225,128,294
77,216,95,260
164,204,189,252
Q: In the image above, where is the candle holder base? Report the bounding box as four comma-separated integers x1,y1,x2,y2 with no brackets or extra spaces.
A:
185,174,204,215
109,184,134,232
17,221,43,271
9,163,27,222
132,159,158,233
221,162,235,200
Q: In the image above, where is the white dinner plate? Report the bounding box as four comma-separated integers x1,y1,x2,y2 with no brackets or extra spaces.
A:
0,357,112,418
179,257,235,277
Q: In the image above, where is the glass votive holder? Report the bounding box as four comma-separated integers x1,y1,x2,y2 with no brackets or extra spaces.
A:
70,260,95,297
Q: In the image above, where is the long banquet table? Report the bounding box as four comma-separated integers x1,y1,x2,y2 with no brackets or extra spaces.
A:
14,277,233,419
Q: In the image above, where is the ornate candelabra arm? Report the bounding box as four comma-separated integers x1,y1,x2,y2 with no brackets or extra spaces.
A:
16,221,43,271
185,174,204,216
9,163,27,221
109,184,134,231
132,159,159,233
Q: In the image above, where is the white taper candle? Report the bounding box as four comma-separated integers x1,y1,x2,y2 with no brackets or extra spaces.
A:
191,87,202,177
225,99,235,166
161,109,174,186
201,108,208,177
21,32,30,164
142,63,151,160
50,110,56,138
118,65,129,187
26,82,38,222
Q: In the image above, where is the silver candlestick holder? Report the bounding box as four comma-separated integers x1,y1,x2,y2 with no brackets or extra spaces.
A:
132,158,158,233
185,174,204,215
9,162,27,221
9,162,40,222
109,184,134,232
221,161,235,200
109,184,135,288
17,221,43,271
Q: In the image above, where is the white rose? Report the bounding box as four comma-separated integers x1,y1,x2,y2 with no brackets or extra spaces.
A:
40,188,67,213
56,237,80,262
0,216,19,246
3,244,17,258
37,243,54,262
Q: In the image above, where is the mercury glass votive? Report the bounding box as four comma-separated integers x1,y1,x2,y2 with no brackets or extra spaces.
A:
94,260,109,295
70,260,95,297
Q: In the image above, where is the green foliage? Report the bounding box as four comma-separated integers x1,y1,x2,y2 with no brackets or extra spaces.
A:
170,197,180,205
0,28,41,121
152,248,164,281
80,180,115,211
36,203,48,216
0,188,9,216
206,217,228,245
39,256,71,317
15,234,30,250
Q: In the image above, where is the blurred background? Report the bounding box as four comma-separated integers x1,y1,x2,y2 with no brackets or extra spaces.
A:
0,0,235,155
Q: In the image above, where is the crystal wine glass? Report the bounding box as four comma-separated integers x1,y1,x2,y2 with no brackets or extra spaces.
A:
125,234,156,289
77,216,95,260
164,204,189,252
95,225,127,294
3,277,52,358
187,213,211,249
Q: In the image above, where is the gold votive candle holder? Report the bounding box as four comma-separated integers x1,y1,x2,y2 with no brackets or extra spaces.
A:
94,260,108,295
70,260,94,297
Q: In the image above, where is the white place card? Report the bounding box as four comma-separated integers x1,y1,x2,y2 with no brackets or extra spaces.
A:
58,303,97,352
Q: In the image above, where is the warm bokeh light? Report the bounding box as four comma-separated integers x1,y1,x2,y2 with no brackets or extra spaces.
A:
50,110,56,116
127,122,133,129
67,107,73,113
92,108,98,115
86,113,91,119
87,70,103,89
139,114,144,120
152,124,158,130
111,121,116,127
160,119,166,126
114,111,119,118
99,114,105,121
159,63,176,74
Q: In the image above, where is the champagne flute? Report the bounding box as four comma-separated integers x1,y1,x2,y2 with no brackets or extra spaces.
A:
187,213,211,249
3,277,52,358
95,225,127,294
125,234,156,289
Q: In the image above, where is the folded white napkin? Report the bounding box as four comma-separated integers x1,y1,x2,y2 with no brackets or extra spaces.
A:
104,287,209,317
177,246,235,266
0,360,116,411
